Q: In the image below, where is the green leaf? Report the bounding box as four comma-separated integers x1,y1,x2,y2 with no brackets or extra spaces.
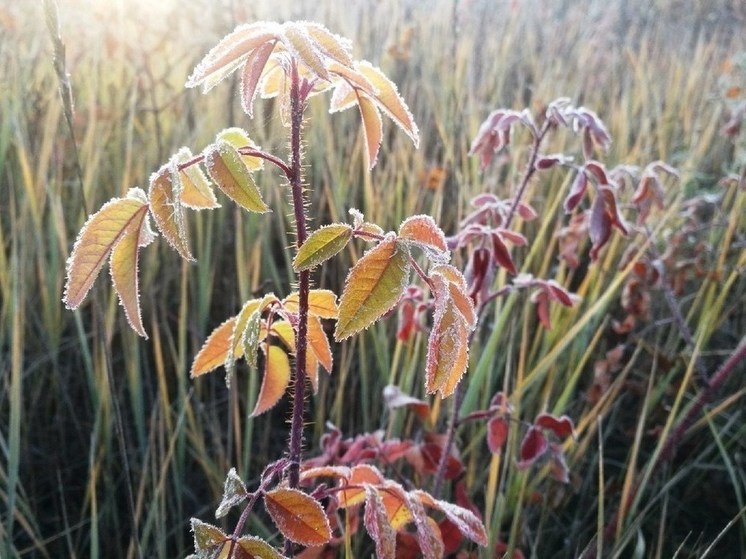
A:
190,518,227,554
335,234,411,341
293,223,353,271
205,140,270,213
217,127,265,172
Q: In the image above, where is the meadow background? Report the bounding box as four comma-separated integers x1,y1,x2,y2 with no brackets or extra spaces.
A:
1,0,745,557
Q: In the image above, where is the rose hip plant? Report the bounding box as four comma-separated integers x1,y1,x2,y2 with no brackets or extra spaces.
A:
63,21,489,558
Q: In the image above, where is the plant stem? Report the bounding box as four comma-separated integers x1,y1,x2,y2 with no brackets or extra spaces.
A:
286,60,309,493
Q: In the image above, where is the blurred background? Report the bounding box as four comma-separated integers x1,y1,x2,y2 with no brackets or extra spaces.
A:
1,0,745,557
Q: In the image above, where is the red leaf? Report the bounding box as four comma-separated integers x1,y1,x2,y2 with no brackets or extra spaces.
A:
382,385,430,420
564,170,588,213
589,192,611,261
517,426,548,469
534,413,575,439
487,416,510,454
491,232,517,275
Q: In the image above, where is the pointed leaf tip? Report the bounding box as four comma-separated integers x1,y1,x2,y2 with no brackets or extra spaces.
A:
264,488,332,547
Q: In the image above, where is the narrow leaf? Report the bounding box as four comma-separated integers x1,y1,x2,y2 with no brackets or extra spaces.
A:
307,316,333,372
109,206,151,337
335,235,411,340
64,188,148,310
148,162,193,261
240,40,277,118
425,292,470,397
252,345,291,416
364,486,397,559
357,61,419,147
293,223,353,271
303,22,353,67
405,490,443,559
205,140,270,213
264,488,332,547
282,23,330,80
356,91,383,169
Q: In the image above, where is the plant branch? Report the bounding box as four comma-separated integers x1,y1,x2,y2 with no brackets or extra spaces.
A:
176,148,291,179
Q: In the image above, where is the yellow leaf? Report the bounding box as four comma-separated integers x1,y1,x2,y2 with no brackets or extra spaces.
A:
270,320,296,351
217,128,264,172
64,188,149,311
205,140,270,213
378,482,414,530
251,344,291,416
282,23,330,81
109,207,151,338
338,464,385,508
173,147,220,210
356,92,383,170
335,235,411,341
236,536,286,559
307,316,333,372
148,162,193,261
357,61,419,147
283,289,339,319
264,488,332,547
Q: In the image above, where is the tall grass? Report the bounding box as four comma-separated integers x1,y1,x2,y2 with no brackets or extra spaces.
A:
1,0,744,557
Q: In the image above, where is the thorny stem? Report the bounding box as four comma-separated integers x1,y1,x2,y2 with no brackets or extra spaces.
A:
285,60,309,554
432,120,551,498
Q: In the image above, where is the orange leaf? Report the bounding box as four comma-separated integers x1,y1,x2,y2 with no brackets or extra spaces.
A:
109,206,151,337
148,162,193,261
335,235,411,340
378,482,414,530
251,344,291,416
338,464,385,508
264,488,332,547
398,214,448,261
300,466,352,482
305,347,320,394
235,536,286,559
307,316,333,372
191,317,236,377
240,40,277,118
356,92,383,169
447,282,477,328
425,289,470,397
270,320,296,351
64,188,149,311
356,61,419,147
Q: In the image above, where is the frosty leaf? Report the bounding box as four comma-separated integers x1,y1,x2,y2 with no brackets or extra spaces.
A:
191,317,236,377
252,344,291,416
378,482,414,530
356,61,419,147
447,281,477,328
229,295,276,369
517,426,549,469
398,214,449,261
430,263,467,290
405,490,443,559
63,188,149,311
307,315,333,372
282,23,330,81
305,348,320,394
335,234,411,340
564,169,588,213
351,92,382,169
173,147,220,210
264,488,332,547
235,536,286,559
283,289,339,319
215,467,248,518
185,22,280,91
204,140,269,213
589,192,611,261
293,223,353,271
148,162,193,261
411,490,488,547
364,486,396,559
259,63,285,99
191,518,227,553
534,413,575,439
269,320,296,351
241,310,263,370
240,40,277,118
217,128,264,172
109,206,151,337
329,81,358,113
338,464,385,508
425,279,470,397
491,232,517,275
304,22,353,67
487,415,510,454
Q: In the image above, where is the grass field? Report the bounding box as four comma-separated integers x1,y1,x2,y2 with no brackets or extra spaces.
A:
1,0,745,557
